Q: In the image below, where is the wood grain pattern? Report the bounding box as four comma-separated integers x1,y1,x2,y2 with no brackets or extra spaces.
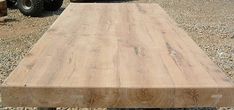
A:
0,0,7,17
1,3,234,108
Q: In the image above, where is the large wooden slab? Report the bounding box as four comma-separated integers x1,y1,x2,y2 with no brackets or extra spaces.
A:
0,0,7,17
1,3,234,108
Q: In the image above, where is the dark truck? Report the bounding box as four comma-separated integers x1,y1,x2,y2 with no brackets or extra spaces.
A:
7,0,64,16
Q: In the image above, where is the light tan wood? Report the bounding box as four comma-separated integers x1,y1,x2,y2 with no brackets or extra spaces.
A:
0,0,7,17
1,3,234,108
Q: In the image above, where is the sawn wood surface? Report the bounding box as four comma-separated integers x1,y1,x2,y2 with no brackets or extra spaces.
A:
1,3,234,108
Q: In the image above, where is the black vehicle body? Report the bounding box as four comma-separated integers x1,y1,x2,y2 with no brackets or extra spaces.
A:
6,0,63,16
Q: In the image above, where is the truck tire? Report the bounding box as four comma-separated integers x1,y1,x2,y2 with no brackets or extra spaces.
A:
44,0,63,11
6,0,17,7
70,0,86,2
17,0,44,16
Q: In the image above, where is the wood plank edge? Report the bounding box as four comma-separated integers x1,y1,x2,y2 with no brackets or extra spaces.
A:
1,87,234,107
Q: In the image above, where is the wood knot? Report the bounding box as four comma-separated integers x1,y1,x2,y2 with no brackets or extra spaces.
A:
185,89,199,105
134,46,145,57
136,89,154,102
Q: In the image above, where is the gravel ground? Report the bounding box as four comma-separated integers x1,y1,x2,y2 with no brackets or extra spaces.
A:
0,0,233,110
0,0,69,84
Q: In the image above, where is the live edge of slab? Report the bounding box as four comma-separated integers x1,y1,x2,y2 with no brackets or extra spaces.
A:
1,3,234,108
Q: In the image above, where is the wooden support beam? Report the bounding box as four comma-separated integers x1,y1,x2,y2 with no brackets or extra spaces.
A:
0,0,7,17
1,3,234,108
